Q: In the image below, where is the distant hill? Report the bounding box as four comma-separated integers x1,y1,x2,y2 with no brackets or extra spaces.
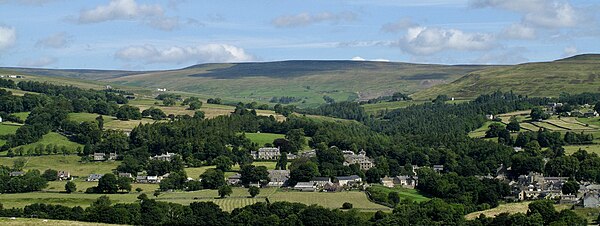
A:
411,54,600,100
103,60,488,107
0,67,140,80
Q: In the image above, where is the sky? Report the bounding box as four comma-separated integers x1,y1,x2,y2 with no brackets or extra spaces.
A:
0,0,599,70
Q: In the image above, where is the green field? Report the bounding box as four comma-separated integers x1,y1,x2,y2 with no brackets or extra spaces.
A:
244,132,285,146
12,112,30,121
0,123,20,146
367,185,430,204
10,132,83,154
0,186,389,212
0,217,120,226
0,155,118,177
413,54,600,100
185,162,278,179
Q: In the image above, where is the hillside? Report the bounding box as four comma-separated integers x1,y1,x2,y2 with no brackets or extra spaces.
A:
3,61,489,107
412,54,600,100
107,61,490,107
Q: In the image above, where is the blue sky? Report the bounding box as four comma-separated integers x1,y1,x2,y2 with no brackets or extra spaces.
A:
0,0,598,70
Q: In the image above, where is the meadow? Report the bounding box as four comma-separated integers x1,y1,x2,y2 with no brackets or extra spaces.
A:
464,202,572,220
0,186,389,212
0,155,118,177
244,132,285,146
0,123,20,146
9,132,83,154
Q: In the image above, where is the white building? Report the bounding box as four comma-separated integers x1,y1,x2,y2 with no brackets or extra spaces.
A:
342,150,374,170
251,147,281,160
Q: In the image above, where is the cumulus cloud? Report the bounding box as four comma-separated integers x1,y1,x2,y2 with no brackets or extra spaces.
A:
272,11,357,28
381,17,417,33
18,56,57,67
501,23,536,39
115,44,255,64
76,0,180,31
563,46,578,56
35,32,71,48
470,0,581,29
0,25,16,51
351,56,365,61
398,26,495,55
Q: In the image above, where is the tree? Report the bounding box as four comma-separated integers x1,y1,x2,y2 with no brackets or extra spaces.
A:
285,129,305,153
562,180,579,195
135,187,143,193
213,155,233,172
188,101,202,110
13,158,26,171
595,101,600,113
218,185,232,198
117,177,132,193
276,152,288,170
200,169,225,189
507,117,521,132
388,192,400,206
531,107,550,121
65,181,76,193
289,159,319,184
342,202,353,209
154,191,161,197
366,168,382,183
115,105,142,121
97,173,119,194
248,186,260,198
240,165,270,186
42,169,58,181
485,123,506,138
162,98,176,106
527,200,557,225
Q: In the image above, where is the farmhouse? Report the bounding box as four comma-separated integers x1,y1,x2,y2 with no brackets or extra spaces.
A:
267,170,290,187
381,175,418,188
136,175,162,184
87,174,103,182
228,173,242,185
118,173,133,178
485,114,494,120
92,152,118,161
433,165,444,172
342,150,374,170
584,111,599,118
336,175,362,186
310,177,332,187
251,147,280,160
293,182,316,192
57,171,70,180
9,171,24,177
0,116,3,123
151,152,177,161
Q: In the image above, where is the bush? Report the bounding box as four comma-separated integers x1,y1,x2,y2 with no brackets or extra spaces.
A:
341,202,353,209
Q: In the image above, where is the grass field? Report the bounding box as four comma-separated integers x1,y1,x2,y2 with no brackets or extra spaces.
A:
0,186,389,212
10,132,83,154
184,162,278,179
243,132,285,146
564,145,600,155
0,123,20,146
0,218,120,226
464,202,572,220
0,155,118,177
12,112,30,121
367,185,430,204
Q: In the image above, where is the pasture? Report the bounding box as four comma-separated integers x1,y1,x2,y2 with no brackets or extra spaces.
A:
244,132,285,146
0,123,20,146
10,132,83,154
0,155,118,177
0,186,389,213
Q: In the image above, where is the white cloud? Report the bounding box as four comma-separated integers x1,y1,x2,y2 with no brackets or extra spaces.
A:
0,0,59,5
0,25,16,51
398,26,495,55
115,44,255,64
77,0,179,31
470,0,581,29
35,32,71,48
272,11,357,28
18,56,57,67
351,56,390,62
381,18,417,33
563,46,578,56
501,23,536,39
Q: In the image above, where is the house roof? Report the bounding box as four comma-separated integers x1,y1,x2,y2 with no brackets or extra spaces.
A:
311,177,330,182
336,175,361,180
294,182,315,187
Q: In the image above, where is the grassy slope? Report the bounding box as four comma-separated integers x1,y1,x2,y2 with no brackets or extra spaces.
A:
0,218,121,226
0,155,118,177
105,61,487,107
413,54,600,100
0,123,20,146
244,132,285,146
10,132,84,153
464,202,571,220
